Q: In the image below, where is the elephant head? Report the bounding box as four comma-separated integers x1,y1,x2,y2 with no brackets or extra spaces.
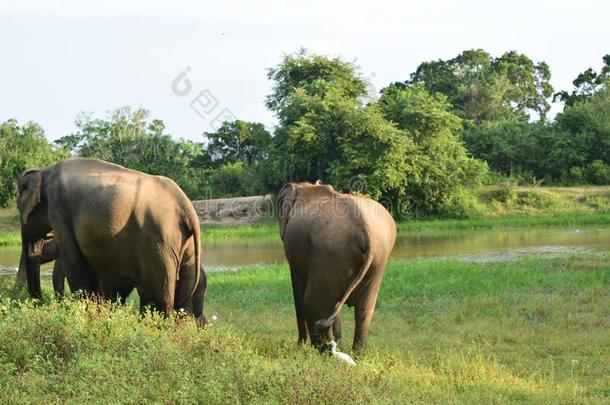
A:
17,168,52,299
278,183,298,241
278,181,328,240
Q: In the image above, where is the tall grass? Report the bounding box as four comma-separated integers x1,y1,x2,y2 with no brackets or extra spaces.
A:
1,253,609,403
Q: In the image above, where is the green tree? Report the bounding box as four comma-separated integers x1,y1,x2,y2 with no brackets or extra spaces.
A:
0,119,66,207
554,54,610,106
203,120,271,168
401,49,553,124
378,85,488,215
56,107,206,198
263,50,371,186
266,48,367,122
264,50,487,217
462,120,574,182
555,83,610,183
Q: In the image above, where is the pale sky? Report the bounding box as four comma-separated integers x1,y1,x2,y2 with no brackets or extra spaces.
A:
1,0,608,141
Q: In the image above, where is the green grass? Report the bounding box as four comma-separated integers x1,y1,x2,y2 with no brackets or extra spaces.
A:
0,206,20,246
201,217,279,242
1,254,609,403
397,213,610,232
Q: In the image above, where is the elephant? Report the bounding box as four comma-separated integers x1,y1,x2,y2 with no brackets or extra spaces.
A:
17,158,208,324
278,181,396,350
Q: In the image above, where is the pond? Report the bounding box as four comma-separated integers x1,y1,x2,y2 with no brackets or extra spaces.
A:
1,224,608,275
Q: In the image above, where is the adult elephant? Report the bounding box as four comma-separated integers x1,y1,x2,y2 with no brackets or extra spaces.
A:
278,181,396,350
17,158,207,324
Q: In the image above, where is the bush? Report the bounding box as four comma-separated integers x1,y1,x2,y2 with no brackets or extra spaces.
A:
584,160,610,185
490,180,517,203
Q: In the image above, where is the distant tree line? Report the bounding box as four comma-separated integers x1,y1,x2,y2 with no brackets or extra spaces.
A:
1,49,609,217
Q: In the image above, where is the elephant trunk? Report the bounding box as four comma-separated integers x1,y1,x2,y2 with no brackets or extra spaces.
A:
23,242,43,299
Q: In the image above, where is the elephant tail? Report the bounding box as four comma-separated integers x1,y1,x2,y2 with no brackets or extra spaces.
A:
314,246,374,332
182,207,202,298
192,216,202,297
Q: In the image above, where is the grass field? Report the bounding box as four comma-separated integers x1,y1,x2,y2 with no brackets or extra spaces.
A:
0,254,609,403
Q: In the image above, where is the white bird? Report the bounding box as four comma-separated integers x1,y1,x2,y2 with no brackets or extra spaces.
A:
329,340,357,366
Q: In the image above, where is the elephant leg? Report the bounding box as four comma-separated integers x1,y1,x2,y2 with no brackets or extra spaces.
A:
101,283,133,304
138,290,154,314
174,261,198,316
190,267,208,326
138,259,176,315
52,258,65,299
332,310,343,343
289,265,308,344
116,287,134,305
55,231,97,296
303,294,335,349
353,272,383,349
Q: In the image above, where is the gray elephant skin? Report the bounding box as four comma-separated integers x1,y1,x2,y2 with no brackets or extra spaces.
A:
17,158,208,323
278,181,396,349
18,235,208,309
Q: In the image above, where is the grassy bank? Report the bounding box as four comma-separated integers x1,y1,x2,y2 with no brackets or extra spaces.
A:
1,254,609,403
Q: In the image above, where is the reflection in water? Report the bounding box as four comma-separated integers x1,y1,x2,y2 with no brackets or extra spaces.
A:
0,225,608,274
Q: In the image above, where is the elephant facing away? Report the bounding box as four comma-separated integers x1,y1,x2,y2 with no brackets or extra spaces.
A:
278,181,396,350
17,158,208,324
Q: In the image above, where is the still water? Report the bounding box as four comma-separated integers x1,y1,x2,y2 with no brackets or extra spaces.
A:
1,224,608,275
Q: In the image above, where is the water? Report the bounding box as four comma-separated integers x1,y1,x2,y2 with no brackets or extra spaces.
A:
1,224,608,275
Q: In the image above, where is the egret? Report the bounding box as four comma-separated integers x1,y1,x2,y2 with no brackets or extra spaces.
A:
329,340,357,366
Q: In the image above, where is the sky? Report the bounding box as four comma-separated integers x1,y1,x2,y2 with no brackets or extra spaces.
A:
1,0,608,141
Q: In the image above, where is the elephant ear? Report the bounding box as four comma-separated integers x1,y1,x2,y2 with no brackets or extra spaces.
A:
17,169,42,225
277,183,297,241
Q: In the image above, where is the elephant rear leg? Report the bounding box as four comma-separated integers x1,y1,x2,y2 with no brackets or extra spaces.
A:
52,259,65,299
353,274,383,349
190,266,208,325
332,310,343,343
54,231,98,296
174,260,199,315
303,296,337,350
289,266,308,344
116,287,134,305
138,260,176,316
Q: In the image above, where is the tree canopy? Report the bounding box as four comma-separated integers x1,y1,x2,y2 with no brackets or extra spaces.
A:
553,54,610,106
396,49,553,124
0,119,66,207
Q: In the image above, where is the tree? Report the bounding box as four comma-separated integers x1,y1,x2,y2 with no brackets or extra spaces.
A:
555,83,610,181
264,50,488,217
263,50,371,186
203,120,271,168
378,85,488,215
554,54,610,106
266,48,367,122
55,107,206,198
0,119,66,207
400,49,553,124
461,120,573,181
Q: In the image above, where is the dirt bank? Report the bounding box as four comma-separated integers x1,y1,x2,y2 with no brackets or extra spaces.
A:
191,195,274,225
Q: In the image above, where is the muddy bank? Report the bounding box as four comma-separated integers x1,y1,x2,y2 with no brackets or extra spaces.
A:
191,195,274,225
